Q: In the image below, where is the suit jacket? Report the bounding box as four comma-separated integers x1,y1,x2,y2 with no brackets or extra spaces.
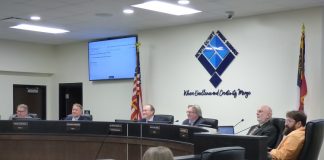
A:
64,115,92,121
139,115,167,123
247,120,278,148
182,117,205,126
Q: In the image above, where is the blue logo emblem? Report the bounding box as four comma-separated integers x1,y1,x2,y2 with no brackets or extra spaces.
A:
195,31,239,88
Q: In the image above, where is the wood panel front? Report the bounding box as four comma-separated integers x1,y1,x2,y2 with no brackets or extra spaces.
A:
0,134,194,160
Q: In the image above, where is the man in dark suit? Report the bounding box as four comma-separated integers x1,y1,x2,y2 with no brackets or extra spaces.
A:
139,104,165,122
64,103,92,121
182,104,205,126
247,105,277,149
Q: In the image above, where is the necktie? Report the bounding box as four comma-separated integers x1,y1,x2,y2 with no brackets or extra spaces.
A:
252,125,261,135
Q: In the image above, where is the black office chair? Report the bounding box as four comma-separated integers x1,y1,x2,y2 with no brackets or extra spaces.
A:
83,114,93,121
64,114,93,121
270,118,285,148
28,113,38,118
11,113,38,118
200,118,218,129
201,146,245,160
83,110,93,120
154,114,174,124
298,119,324,160
174,155,200,160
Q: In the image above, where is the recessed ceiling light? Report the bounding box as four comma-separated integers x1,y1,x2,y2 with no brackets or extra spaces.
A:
30,16,41,21
10,24,69,34
132,1,201,16
123,9,134,14
178,0,190,5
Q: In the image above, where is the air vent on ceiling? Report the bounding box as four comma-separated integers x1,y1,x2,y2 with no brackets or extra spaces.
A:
1,17,29,23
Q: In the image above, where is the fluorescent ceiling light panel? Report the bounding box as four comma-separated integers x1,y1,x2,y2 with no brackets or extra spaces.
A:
132,1,201,15
10,24,69,34
178,0,190,5
30,16,41,21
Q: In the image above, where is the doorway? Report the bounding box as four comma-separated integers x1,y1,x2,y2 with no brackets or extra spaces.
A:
59,83,82,120
13,84,46,120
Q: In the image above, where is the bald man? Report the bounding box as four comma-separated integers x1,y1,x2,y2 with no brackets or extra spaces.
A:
247,105,278,149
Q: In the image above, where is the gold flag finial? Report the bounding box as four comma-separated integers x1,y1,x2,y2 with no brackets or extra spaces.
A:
136,42,141,49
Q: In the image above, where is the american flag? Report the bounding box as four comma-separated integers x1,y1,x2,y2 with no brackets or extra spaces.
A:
130,43,143,120
297,24,307,111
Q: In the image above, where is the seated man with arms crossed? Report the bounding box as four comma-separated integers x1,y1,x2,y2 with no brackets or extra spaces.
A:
268,110,307,160
182,104,205,126
9,104,32,120
64,103,91,121
247,105,277,149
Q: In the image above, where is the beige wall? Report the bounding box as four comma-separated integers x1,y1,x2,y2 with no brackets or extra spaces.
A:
0,39,55,119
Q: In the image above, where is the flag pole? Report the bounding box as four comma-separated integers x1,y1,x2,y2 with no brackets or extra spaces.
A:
297,24,307,111
130,42,143,120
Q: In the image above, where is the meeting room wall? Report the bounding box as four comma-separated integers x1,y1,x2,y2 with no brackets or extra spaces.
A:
54,7,324,158
52,7,324,125
0,39,55,119
53,43,134,121
138,7,323,127
0,7,322,124
137,8,324,158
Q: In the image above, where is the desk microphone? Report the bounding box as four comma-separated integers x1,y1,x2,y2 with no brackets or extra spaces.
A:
234,118,244,127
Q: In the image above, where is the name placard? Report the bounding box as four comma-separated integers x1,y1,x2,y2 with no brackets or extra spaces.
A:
179,128,189,139
66,122,81,131
149,125,160,135
12,122,29,131
109,124,123,134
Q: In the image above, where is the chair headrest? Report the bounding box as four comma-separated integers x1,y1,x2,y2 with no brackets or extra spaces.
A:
154,114,174,124
201,118,218,129
28,113,38,118
298,119,324,160
201,146,245,160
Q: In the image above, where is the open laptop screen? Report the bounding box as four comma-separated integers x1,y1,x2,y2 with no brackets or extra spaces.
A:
218,126,234,134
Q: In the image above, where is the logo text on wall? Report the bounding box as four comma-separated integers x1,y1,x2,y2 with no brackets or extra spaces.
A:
183,89,251,98
195,31,238,88
184,31,251,98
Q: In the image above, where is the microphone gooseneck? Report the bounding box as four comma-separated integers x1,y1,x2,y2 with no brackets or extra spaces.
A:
234,118,244,127
235,125,254,134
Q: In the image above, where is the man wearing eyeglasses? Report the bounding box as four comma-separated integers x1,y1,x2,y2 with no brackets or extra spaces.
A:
9,104,32,120
182,104,205,126
268,110,307,160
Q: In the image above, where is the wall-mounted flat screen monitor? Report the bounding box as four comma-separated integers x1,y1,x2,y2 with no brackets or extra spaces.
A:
88,35,137,81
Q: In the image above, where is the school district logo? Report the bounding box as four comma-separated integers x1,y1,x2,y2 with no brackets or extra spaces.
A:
195,31,239,88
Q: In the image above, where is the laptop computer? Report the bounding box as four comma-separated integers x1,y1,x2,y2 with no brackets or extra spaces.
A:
217,126,234,134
